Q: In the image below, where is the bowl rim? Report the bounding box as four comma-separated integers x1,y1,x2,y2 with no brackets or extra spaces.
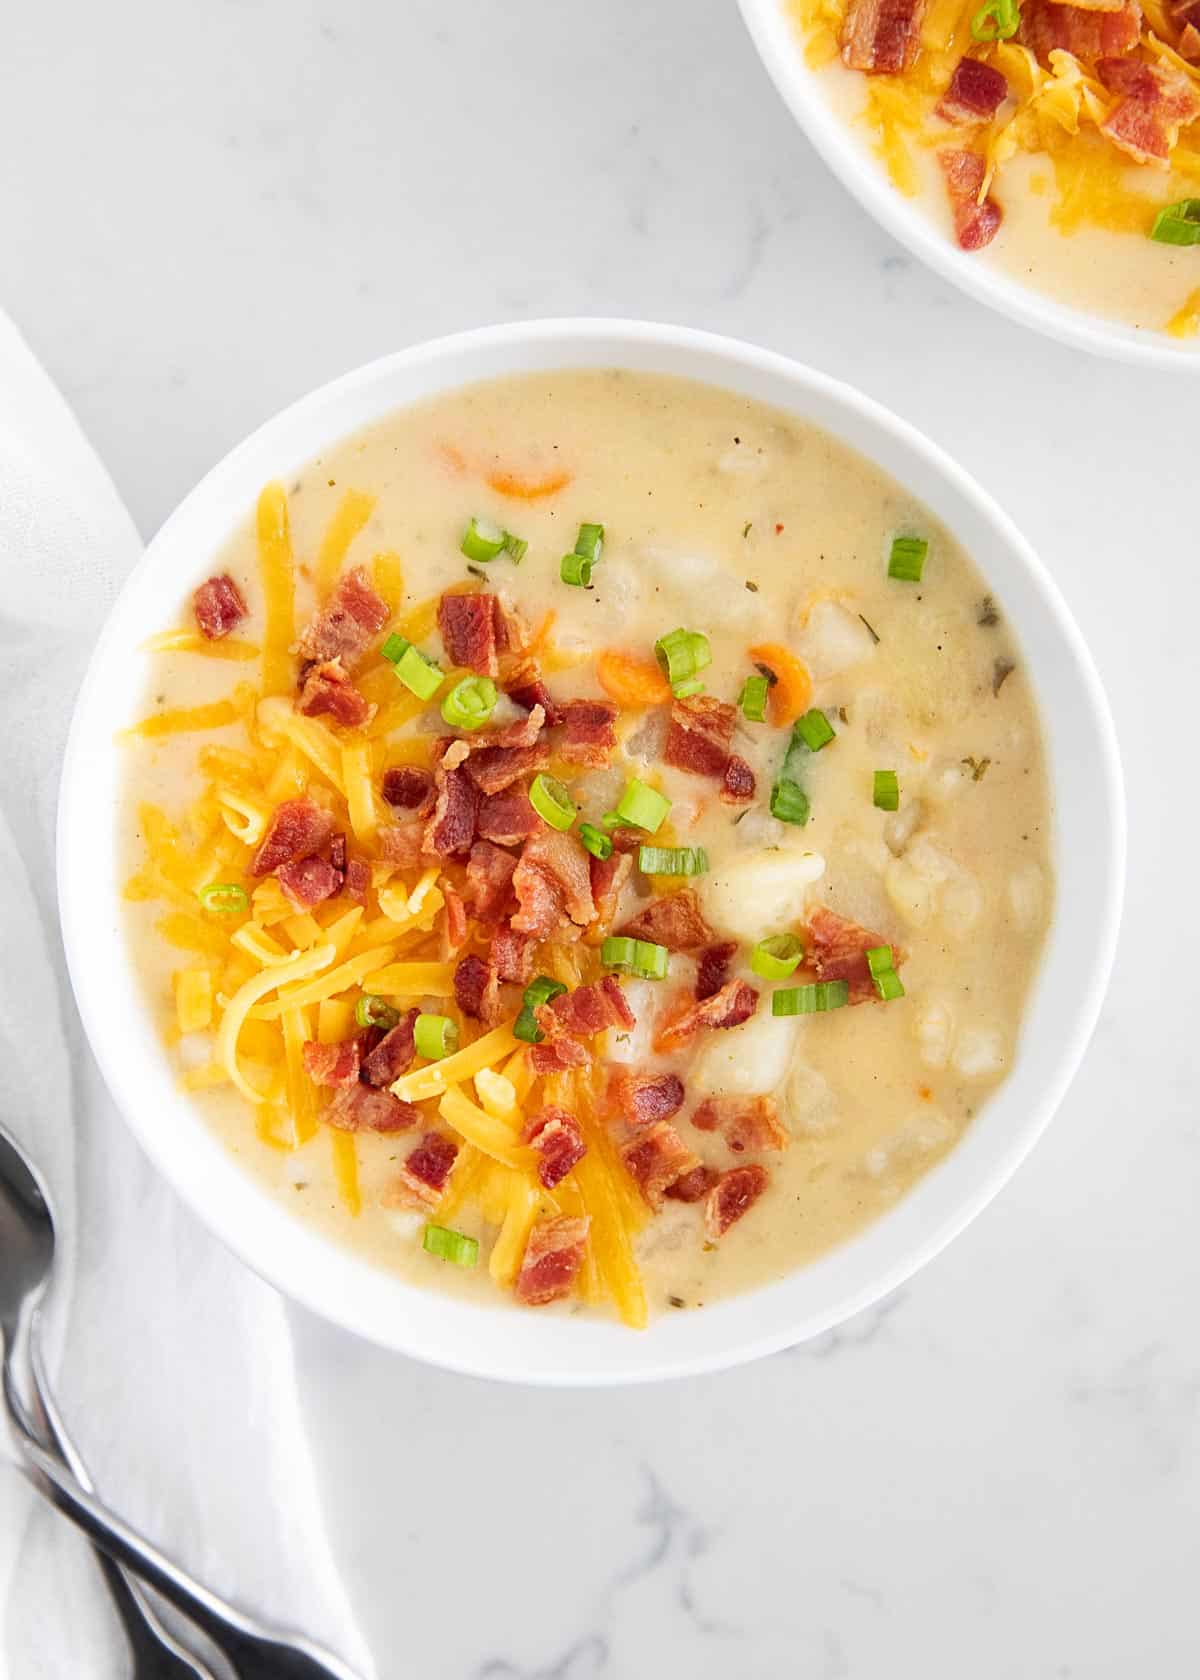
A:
736,0,1200,371
57,317,1126,1385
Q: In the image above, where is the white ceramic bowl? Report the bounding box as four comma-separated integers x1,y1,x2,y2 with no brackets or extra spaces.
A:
737,0,1200,370
58,319,1124,1385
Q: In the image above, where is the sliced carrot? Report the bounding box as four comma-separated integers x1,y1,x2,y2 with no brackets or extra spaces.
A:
485,468,572,501
596,650,670,709
748,643,812,728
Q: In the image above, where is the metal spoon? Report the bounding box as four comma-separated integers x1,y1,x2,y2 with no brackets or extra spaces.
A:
0,1121,364,1680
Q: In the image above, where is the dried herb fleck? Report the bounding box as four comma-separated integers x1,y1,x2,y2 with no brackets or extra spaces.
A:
978,596,1000,628
838,706,850,725
668,1295,687,1310
993,657,1015,695
742,521,753,539
466,563,488,580
858,612,880,645
962,755,991,781
745,579,759,592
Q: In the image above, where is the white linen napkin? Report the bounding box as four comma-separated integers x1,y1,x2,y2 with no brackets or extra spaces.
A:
0,310,373,1678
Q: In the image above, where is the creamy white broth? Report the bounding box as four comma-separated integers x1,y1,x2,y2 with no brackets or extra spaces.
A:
120,368,1053,1322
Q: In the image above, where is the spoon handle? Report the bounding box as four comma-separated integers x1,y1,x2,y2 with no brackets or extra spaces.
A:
11,1424,361,1680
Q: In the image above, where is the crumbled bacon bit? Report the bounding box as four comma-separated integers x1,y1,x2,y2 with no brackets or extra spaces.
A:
655,979,758,1053
392,1131,459,1208
939,149,1003,252
803,906,903,1005
515,1215,590,1306
589,851,633,935
423,764,480,859
477,788,542,846
841,0,927,73
505,658,563,726
296,568,389,672
193,573,247,640
301,1038,360,1089
557,698,619,766
606,825,647,855
443,887,469,952
1097,55,1200,164
250,798,335,877
360,1011,418,1087
343,855,371,902
937,56,1008,124
297,659,375,729
618,888,715,951
692,1095,790,1154
377,821,424,872
1018,0,1141,63
622,1121,701,1210
490,922,534,984
381,765,435,817
664,694,737,780
523,1106,588,1190
438,591,499,677
529,1038,590,1075
494,592,530,655
327,1082,420,1134
328,833,347,874
454,954,503,1025
695,940,738,1002
538,975,635,1039
665,1164,720,1204
705,1164,769,1240
277,854,341,911
719,754,756,805
610,1071,685,1129
514,829,595,930
463,840,518,923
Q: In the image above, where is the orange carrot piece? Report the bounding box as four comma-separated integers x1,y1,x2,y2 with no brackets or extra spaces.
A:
748,643,812,728
485,468,572,501
596,650,671,709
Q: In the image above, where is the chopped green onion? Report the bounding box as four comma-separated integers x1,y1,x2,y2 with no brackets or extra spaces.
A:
637,845,708,877
423,1225,479,1267
393,643,444,701
873,770,900,811
654,628,711,688
524,976,567,1011
772,980,850,1016
769,779,810,826
560,551,594,587
671,678,706,698
580,822,613,861
614,778,671,833
866,944,906,1003
441,675,497,732
355,995,401,1031
197,882,248,915
503,532,528,563
460,516,507,563
794,708,836,752
751,933,804,980
601,810,624,829
601,936,669,980
528,773,576,831
1150,199,1200,246
380,632,410,665
739,674,770,722
513,1006,543,1044
573,522,604,562
414,1013,459,1060
888,535,928,583
971,0,1020,39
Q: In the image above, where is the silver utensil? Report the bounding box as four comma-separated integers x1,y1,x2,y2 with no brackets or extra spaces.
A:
0,1122,363,1679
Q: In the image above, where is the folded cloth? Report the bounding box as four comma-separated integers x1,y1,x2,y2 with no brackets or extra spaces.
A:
0,311,372,1678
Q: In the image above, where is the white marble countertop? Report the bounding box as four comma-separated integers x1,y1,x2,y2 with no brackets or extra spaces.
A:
4,0,1198,1673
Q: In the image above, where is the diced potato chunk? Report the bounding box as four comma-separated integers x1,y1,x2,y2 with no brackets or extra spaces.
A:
700,848,826,942
691,1011,797,1097
795,601,877,679
952,1025,1006,1081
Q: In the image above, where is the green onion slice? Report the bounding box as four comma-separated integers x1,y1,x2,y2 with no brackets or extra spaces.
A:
460,516,507,563
971,0,1020,39
414,1013,459,1060
601,936,669,980
393,642,444,701
739,673,770,722
866,944,906,1002
560,552,594,587
769,779,810,827
671,678,706,698
524,975,568,1011
794,708,836,752
654,628,712,688
772,980,849,1016
637,845,708,876
441,675,497,732
614,777,671,833
381,632,410,665
580,822,613,861
873,770,900,812
529,773,576,831
513,1005,543,1044
197,882,248,914
355,995,401,1031
601,810,624,829
751,933,804,980
1150,199,1200,246
503,532,528,563
888,535,928,583
573,522,604,562
423,1224,479,1267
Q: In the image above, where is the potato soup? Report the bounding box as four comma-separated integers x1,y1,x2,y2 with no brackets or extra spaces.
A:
119,369,1053,1327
